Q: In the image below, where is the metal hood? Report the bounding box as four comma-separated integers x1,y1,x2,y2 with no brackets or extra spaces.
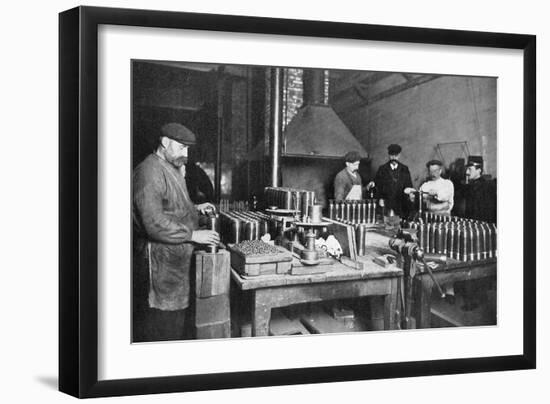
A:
282,69,368,159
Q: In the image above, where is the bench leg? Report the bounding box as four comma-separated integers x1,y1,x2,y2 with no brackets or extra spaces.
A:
252,290,272,337
415,277,434,329
384,278,398,330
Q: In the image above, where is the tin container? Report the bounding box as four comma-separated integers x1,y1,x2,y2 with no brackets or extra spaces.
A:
446,223,455,259
473,224,482,260
417,223,426,250
478,223,487,259
338,201,345,221
428,223,437,254
310,204,323,223
328,200,335,219
490,223,497,257
351,201,358,224
356,225,366,256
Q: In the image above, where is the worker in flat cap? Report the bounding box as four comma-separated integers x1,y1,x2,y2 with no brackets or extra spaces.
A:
334,151,364,201
132,122,219,342
418,159,455,215
367,144,413,217
464,156,496,223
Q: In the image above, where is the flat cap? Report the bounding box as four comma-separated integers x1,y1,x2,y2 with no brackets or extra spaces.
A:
344,151,362,163
161,123,196,146
387,144,402,155
426,159,443,168
466,155,483,169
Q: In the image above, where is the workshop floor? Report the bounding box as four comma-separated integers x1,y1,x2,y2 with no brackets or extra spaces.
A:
429,289,497,328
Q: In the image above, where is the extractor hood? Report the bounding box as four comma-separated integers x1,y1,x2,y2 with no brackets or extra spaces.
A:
282,69,368,159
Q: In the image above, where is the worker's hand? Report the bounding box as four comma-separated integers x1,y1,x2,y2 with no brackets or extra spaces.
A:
403,187,416,195
196,202,216,215
366,181,375,190
191,229,220,245
428,190,438,197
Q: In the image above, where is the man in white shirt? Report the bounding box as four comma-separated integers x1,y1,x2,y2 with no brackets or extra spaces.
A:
417,159,456,302
419,160,454,215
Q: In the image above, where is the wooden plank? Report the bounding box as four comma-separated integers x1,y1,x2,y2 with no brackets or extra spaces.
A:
269,310,310,336
196,320,230,339
231,262,403,290
290,265,331,276
300,308,353,334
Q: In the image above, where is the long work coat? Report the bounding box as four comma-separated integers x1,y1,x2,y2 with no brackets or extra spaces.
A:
133,153,199,312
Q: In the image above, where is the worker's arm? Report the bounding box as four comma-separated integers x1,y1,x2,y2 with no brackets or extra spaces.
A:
334,172,346,201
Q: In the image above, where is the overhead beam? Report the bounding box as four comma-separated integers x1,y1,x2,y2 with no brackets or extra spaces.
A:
335,75,441,114
333,71,393,97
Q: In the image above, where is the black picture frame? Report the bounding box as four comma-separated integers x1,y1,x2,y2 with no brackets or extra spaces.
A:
59,5,536,398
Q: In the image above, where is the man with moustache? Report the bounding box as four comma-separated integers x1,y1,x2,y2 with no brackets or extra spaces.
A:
368,144,413,217
334,151,364,201
132,123,219,342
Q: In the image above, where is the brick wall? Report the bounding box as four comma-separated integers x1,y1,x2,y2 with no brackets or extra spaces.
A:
342,76,497,187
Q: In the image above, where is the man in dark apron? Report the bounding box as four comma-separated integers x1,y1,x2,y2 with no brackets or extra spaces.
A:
133,123,219,342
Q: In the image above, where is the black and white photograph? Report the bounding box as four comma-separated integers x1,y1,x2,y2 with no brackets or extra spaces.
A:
131,60,498,342
2,0,545,402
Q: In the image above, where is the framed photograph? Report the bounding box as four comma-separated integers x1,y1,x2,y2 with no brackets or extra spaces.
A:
59,6,536,398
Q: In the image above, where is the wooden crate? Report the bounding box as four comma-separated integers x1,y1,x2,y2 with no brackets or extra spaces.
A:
228,244,292,276
195,249,230,298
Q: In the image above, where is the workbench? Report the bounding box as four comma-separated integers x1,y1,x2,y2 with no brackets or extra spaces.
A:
231,259,402,336
413,258,497,328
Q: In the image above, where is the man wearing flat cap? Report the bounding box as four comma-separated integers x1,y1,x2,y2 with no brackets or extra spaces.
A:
132,122,219,342
419,160,454,215
368,144,413,217
464,156,497,223
334,151,364,201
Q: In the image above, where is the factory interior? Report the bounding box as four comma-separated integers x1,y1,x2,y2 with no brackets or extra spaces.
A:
132,60,497,340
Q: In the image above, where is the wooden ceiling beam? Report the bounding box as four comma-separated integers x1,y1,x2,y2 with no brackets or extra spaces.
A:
332,71,393,96
335,75,441,114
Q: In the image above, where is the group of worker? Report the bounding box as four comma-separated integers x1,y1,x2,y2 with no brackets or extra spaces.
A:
333,144,496,223
334,144,496,311
132,122,497,342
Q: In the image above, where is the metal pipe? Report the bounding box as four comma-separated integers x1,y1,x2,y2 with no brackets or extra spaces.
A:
303,69,325,105
269,67,283,187
215,67,226,202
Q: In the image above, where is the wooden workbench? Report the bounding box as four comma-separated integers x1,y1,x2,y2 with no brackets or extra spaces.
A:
413,257,497,328
231,258,403,336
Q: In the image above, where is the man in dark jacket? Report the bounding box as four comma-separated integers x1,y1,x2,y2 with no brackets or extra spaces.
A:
460,156,497,311
133,123,219,342
464,156,497,223
369,144,413,217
